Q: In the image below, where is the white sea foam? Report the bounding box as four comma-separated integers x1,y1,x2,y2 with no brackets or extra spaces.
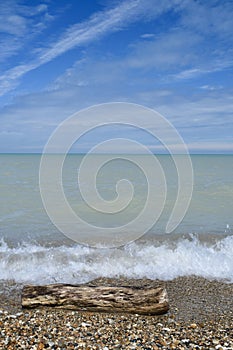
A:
0,235,233,284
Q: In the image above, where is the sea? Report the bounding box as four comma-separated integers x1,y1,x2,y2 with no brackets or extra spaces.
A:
0,154,233,285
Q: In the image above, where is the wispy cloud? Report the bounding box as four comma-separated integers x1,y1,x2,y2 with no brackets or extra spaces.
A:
127,29,201,70
1,0,233,97
0,2,51,37
149,142,233,153
200,85,223,91
125,0,233,80
0,1,53,68
140,33,155,39
0,0,182,97
0,0,232,153
174,59,233,80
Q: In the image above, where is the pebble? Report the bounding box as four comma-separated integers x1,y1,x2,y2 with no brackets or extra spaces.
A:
0,312,230,349
190,323,197,328
0,276,232,349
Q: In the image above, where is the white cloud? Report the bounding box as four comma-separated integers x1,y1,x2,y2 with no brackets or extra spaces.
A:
1,0,233,96
124,1,233,78
0,1,53,64
0,0,186,97
0,0,232,153
1,72,232,153
188,142,233,152
174,59,233,80
0,1,49,36
149,142,233,153
127,29,201,70
180,0,233,38
0,14,27,36
140,33,155,39
200,85,223,91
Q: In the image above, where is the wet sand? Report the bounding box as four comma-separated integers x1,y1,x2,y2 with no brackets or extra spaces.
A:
0,276,232,349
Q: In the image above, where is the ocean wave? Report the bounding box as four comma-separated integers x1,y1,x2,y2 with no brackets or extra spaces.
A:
0,234,233,284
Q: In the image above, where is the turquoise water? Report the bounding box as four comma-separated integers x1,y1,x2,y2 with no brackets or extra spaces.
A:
0,154,233,283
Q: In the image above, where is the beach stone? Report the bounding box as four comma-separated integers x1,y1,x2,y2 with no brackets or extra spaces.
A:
190,323,197,328
0,276,232,349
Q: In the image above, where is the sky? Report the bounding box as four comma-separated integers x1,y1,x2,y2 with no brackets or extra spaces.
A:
0,0,233,153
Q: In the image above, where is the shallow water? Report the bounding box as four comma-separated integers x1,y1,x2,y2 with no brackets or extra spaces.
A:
0,154,233,283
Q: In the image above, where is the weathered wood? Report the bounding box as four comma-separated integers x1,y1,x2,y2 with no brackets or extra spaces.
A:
22,282,169,315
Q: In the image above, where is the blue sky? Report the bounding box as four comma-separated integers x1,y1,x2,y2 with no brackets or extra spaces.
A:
0,0,233,153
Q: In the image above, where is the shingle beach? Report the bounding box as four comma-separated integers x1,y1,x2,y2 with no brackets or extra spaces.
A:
0,276,232,349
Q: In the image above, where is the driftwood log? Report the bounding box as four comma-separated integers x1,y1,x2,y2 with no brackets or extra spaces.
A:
22,282,169,315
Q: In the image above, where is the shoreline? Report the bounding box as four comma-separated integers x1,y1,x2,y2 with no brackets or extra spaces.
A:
0,276,232,348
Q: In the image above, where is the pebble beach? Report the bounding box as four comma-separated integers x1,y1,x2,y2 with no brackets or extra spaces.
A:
0,276,232,349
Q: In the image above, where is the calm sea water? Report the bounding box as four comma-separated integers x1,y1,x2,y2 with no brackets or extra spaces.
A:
0,154,233,283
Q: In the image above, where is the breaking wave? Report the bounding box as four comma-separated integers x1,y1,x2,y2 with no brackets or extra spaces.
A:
0,234,233,284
